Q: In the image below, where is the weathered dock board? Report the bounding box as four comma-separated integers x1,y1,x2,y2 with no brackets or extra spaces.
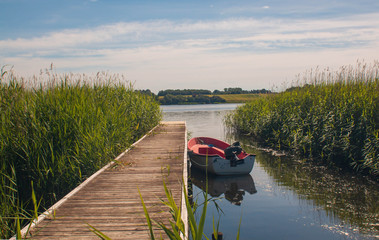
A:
21,121,187,240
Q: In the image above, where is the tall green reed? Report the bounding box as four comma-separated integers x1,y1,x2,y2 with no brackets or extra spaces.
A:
90,179,241,240
0,67,162,238
226,61,379,175
88,178,209,240
139,179,208,240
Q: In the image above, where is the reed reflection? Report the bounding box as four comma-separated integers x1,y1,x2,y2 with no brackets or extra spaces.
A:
190,166,257,206
243,143,379,236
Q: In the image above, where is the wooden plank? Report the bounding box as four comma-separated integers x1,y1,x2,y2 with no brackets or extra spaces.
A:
16,122,187,240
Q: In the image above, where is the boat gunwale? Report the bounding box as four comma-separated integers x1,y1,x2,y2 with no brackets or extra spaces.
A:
188,137,256,159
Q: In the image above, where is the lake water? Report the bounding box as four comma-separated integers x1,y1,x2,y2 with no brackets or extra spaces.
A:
162,104,379,240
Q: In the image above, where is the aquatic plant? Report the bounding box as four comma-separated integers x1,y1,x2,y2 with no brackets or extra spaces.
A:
226,61,379,175
0,66,162,238
139,178,242,240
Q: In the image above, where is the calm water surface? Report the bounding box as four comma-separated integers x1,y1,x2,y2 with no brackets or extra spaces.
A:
162,104,379,240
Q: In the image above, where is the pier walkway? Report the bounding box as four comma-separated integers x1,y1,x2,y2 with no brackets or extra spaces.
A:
21,121,187,239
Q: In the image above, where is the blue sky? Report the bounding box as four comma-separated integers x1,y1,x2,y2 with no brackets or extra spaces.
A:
1,0,379,92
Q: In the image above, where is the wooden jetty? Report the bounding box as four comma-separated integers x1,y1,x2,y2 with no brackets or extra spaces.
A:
19,121,187,240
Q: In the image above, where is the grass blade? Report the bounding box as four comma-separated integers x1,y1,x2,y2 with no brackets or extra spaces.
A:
88,223,112,240
139,188,156,240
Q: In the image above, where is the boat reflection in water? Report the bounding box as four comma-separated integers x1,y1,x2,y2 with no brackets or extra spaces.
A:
190,166,257,205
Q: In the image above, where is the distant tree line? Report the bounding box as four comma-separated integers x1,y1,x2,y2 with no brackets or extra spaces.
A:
136,89,154,95
137,87,273,105
158,88,272,96
157,89,212,96
214,87,272,94
159,95,226,105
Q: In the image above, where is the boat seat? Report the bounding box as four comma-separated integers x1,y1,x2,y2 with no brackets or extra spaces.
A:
198,146,225,158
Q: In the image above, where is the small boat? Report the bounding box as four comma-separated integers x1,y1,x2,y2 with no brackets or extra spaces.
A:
187,137,255,175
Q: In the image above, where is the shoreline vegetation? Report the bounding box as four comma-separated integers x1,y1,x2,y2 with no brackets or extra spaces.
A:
225,61,379,177
0,67,162,238
1,60,378,238
144,88,273,105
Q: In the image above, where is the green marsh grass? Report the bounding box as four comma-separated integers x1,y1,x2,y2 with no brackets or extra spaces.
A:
0,67,162,238
139,179,209,240
138,158,236,240
89,162,240,240
138,179,240,240
226,61,379,175
89,179,209,240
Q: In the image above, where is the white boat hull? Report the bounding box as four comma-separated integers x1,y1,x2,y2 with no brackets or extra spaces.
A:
188,152,255,175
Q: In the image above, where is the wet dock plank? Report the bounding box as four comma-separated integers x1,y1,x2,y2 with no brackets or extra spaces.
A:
22,122,187,240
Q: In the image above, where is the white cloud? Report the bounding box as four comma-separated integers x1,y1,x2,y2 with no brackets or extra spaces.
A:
2,13,378,51
1,13,379,92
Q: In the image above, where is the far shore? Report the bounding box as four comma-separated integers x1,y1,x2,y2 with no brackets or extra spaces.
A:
159,93,269,105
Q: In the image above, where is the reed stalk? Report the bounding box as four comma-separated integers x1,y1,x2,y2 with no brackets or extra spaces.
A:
0,67,161,238
138,178,209,240
226,61,379,175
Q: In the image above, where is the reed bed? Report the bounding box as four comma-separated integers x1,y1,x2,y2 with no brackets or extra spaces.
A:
226,61,379,175
0,67,162,238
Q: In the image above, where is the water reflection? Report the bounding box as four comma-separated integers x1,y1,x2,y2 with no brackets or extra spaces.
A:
190,166,257,206
162,104,379,239
242,142,379,237
162,103,239,140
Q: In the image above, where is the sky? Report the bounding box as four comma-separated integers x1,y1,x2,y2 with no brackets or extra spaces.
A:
1,0,379,93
